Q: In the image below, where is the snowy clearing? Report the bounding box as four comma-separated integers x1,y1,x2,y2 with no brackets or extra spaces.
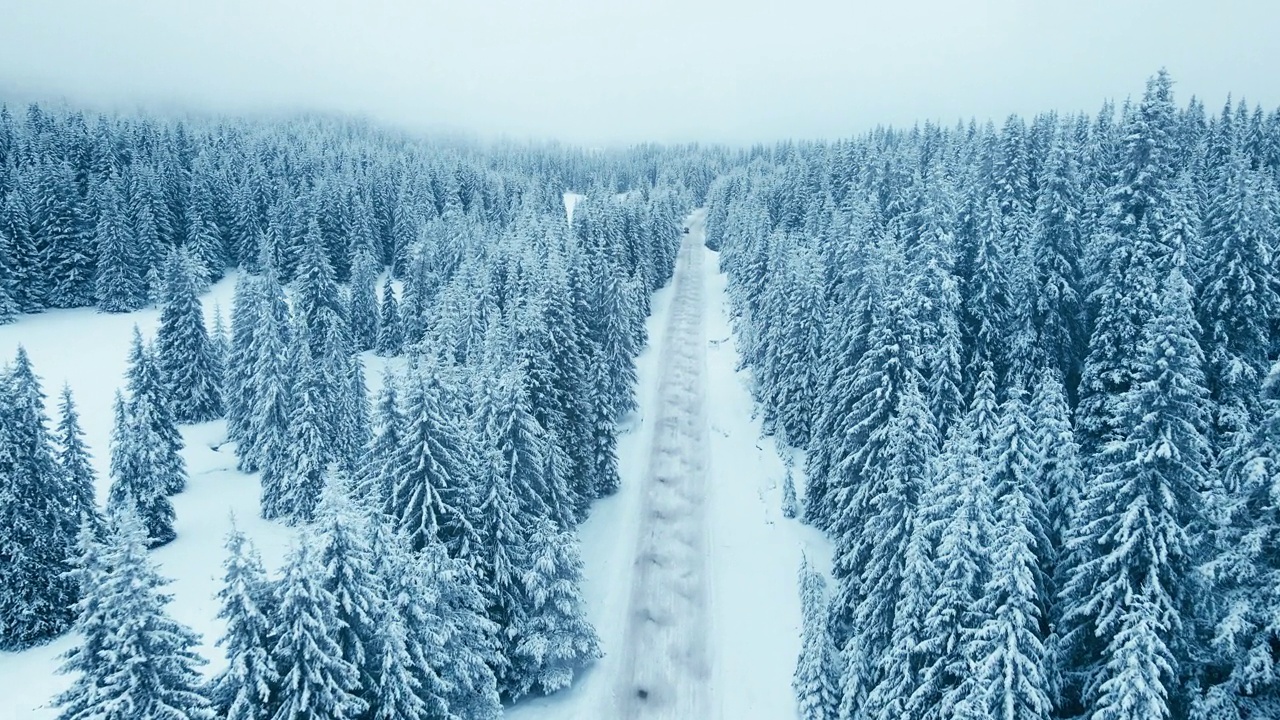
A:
0,279,405,720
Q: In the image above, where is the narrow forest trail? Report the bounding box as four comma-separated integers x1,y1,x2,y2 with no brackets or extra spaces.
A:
509,207,820,720
611,210,714,719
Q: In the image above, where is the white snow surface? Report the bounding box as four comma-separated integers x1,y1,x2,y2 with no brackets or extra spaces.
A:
564,191,585,224
0,210,831,719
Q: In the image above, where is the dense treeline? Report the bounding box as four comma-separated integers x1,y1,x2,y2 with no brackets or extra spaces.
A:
0,101,698,718
711,71,1280,720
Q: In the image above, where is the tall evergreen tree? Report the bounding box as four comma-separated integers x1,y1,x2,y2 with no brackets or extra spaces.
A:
1200,358,1280,717
793,559,841,720
1059,268,1211,720
0,349,79,648
93,172,145,312
210,527,280,720
155,248,223,423
507,517,601,699
271,544,366,720
55,507,213,720
374,277,402,357
314,484,384,707
1199,148,1278,461
107,389,178,547
387,369,478,558
54,385,99,531
348,247,379,353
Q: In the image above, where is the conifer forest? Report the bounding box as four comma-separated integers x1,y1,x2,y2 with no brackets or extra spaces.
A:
3,63,1280,720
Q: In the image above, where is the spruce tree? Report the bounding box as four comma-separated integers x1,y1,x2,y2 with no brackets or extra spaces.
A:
360,373,401,513
1199,148,1278,461
123,329,188,495
253,313,295,520
107,388,178,547
387,369,478,557
271,544,366,720
793,559,840,720
912,415,994,720
93,172,145,312
781,466,799,519
314,484,384,705
277,337,332,524
2,186,44,312
224,274,262,454
1200,358,1280,717
508,517,601,699
54,385,100,531
37,160,94,309
210,526,280,720
55,506,213,720
1059,267,1211,720
0,220,18,323
155,248,223,423
965,390,1052,720
836,372,936,712
348,247,379,353
374,276,402,356
0,350,79,648
363,519,453,720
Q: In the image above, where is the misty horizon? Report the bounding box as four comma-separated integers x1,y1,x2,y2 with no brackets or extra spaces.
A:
3,0,1279,146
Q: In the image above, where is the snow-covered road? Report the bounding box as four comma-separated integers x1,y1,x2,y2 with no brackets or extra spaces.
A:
613,212,713,718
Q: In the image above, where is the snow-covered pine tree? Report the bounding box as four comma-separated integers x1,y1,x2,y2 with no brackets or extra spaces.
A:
1059,266,1211,720
387,367,479,558
348,246,379,353
224,273,261,455
472,395,530,695
93,171,146,312
36,159,94,309
363,518,454,720
334,352,371,478
374,276,402,356
508,516,601,699
2,186,44,313
253,311,295,520
359,371,400,513
424,538,504,719
836,371,937,714
123,328,188,495
963,387,1052,720
1198,357,1280,717
271,543,366,720
186,203,225,290
0,215,18,323
314,481,384,706
55,506,213,720
1199,147,1278,464
292,222,347,356
155,247,223,423
54,385,100,531
1076,72,1182,456
209,526,280,720
911,413,994,720
781,466,799,519
107,387,178,547
0,349,79,649
793,559,840,720
477,342,574,529
276,334,332,524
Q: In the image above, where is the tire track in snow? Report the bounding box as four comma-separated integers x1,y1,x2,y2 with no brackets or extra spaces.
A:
613,216,713,719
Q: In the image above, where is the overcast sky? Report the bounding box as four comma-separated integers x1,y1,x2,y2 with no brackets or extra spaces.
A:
1,0,1277,145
